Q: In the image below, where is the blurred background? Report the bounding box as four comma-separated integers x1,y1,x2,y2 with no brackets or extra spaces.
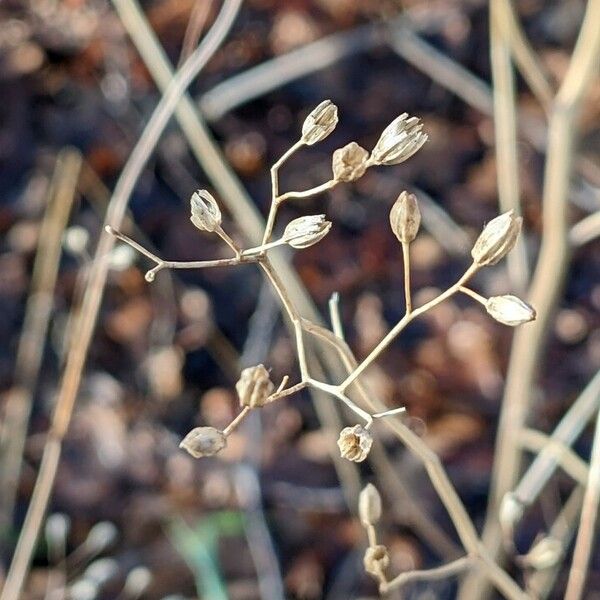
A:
0,1,599,598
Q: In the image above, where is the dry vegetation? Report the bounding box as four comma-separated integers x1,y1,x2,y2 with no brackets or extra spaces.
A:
0,1,599,599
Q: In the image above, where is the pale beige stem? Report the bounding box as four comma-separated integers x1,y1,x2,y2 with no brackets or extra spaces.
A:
401,241,412,313
564,408,600,600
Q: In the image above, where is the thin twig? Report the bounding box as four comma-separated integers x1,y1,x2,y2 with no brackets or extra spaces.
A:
564,408,600,600
0,3,242,598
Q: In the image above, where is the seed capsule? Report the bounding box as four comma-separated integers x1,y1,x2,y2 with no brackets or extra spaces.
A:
371,113,428,166
179,426,226,458
359,484,382,526
486,294,536,326
337,425,373,462
284,215,332,249
236,364,275,408
389,191,421,244
301,100,338,145
471,210,522,266
332,142,369,182
519,537,563,570
190,189,222,232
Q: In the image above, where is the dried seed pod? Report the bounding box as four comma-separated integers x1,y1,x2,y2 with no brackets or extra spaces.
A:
337,425,373,462
471,210,522,266
519,537,563,570
284,215,332,249
389,191,421,244
190,189,221,232
179,426,226,458
236,364,275,408
486,295,536,326
363,545,390,577
301,100,338,145
332,142,369,182
371,113,428,166
359,484,382,526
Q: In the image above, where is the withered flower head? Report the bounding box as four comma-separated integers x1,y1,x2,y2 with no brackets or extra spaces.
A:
284,215,332,249
190,189,222,232
363,545,390,578
301,100,338,145
236,364,275,408
337,425,373,462
332,142,369,182
486,295,536,326
471,210,522,266
519,537,563,571
371,113,428,166
180,426,226,458
389,191,421,244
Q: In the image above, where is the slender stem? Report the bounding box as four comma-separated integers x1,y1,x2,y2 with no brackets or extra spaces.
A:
263,140,304,246
328,292,345,339
277,179,336,203
340,263,479,391
459,286,488,305
382,556,475,593
401,241,412,313
215,225,241,257
223,406,251,436
564,408,600,600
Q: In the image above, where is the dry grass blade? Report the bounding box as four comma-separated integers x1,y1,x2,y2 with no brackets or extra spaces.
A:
0,149,81,531
0,3,242,598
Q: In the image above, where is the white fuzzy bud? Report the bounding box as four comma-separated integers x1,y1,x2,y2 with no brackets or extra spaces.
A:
180,426,226,458
471,210,522,266
236,364,275,408
301,100,338,145
389,191,421,244
284,215,332,249
371,113,428,166
359,484,382,526
190,189,222,232
486,295,536,326
332,142,369,182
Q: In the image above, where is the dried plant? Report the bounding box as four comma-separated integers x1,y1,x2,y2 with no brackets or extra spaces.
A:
107,103,536,597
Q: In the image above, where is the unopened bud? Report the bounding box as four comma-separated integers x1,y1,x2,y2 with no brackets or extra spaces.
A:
499,492,524,537
371,113,428,166
471,211,522,266
180,426,226,458
84,522,118,553
363,545,390,577
359,484,382,526
519,537,563,570
301,100,338,145
284,215,332,249
190,189,222,232
389,191,421,244
486,295,536,326
337,425,373,462
332,142,369,182
236,364,275,408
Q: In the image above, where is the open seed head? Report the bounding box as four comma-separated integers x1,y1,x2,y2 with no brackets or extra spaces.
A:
359,483,382,526
371,113,428,166
389,191,421,244
284,214,332,249
486,295,536,326
301,100,338,145
363,545,390,577
180,426,226,458
471,210,522,266
337,425,373,462
332,142,369,182
236,364,275,408
190,189,222,232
